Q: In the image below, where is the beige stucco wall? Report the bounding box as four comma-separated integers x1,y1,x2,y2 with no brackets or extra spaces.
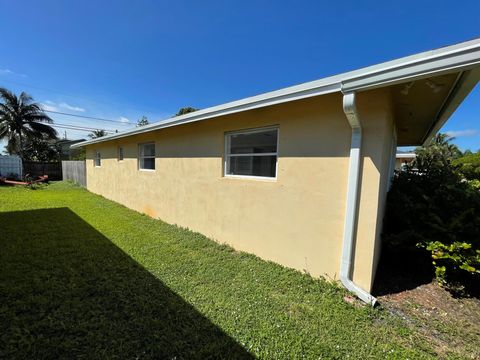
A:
85,89,394,292
354,90,395,288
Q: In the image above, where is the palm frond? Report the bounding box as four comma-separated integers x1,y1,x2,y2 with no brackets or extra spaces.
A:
0,88,17,104
24,113,54,124
19,91,33,106
27,121,58,139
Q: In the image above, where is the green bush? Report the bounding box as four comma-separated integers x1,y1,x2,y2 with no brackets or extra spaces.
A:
383,134,480,289
453,151,480,181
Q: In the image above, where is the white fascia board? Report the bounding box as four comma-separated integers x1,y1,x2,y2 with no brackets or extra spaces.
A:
71,82,341,148
396,153,416,159
72,38,480,149
422,67,480,145
342,39,480,92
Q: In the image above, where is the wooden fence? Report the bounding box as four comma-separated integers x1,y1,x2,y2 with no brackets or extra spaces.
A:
23,161,62,180
62,161,86,187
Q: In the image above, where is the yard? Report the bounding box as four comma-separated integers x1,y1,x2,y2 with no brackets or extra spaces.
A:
0,182,473,359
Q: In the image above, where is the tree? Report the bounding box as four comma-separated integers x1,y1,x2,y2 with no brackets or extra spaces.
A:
383,133,480,290
137,116,149,127
413,133,462,177
88,129,107,139
453,151,480,181
0,88,57,160
23,135,61,162
175,107,198,116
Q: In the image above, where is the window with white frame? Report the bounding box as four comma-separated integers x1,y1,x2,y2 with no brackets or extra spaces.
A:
138,143,155,170
95,151,101,167
225,127,278,178
118,146,124,161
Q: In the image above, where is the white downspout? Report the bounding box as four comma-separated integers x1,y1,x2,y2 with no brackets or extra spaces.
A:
340,92,377,306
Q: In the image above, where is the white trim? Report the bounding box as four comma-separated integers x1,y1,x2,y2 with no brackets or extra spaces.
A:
224,174,278,182
422,67,480,144
340,92,377,306
138,142,156,171
224,126,279,180
72,38,480,149
395,153,416,159
224,125,280,136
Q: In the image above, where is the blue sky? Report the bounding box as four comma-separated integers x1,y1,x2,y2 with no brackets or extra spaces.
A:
0,0,479,150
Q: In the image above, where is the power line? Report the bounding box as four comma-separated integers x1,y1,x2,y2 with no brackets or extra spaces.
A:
44,110,136,125
0,78,158,116
52,124,115,132
51,123,117,133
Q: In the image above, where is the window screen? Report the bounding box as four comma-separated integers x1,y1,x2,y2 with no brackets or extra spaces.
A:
225,128,278,178
95,151,101,167
139,143,155,170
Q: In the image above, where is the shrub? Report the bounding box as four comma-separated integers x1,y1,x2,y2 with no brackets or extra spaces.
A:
383,134,480,290
453,151,480,181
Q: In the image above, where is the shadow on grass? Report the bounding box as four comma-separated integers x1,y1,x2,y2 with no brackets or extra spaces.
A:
0,208,253,359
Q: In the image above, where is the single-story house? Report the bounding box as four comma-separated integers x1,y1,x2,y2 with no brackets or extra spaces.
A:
56,138,86,160
395,152,416,170
73,38,480,304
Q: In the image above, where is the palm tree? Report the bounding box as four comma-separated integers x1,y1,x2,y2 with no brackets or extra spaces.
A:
88,129,108,139
0,88,57,160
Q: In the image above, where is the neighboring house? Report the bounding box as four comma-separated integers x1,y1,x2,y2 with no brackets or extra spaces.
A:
72,38,480,304
57,139,86,160
395,152,416,170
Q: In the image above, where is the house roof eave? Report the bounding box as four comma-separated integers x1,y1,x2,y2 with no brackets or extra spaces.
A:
71,37,480,149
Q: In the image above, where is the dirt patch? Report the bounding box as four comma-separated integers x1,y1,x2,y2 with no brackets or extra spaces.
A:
378,282,480,359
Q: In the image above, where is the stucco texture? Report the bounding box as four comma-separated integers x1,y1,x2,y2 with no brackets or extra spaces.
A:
86,89,394,292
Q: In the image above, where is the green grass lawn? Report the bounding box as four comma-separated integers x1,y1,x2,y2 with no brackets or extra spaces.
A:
0,182,446,359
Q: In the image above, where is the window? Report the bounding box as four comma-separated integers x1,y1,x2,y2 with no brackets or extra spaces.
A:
95,151,101,167
139,143,155,170
225,127,278,178
118,146,124,161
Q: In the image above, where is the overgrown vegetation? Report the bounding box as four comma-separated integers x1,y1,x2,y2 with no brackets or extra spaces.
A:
453,150,480,181
1,182,444,359
383,134,480,292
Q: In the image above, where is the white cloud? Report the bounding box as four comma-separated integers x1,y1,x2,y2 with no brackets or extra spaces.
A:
40,101,59,112
445,129,479,138
40,100,85,113
119,116,130,123
59,102,85,112
0,68,27,77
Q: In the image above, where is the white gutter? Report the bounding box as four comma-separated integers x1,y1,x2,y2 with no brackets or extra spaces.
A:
72,37,480,149
340,92,377,306
421,67,480,145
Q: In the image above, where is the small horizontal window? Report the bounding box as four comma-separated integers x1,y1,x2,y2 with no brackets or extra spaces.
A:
225,127,278,178
95,151,101,167
118,146,124,161
139,143,155,170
